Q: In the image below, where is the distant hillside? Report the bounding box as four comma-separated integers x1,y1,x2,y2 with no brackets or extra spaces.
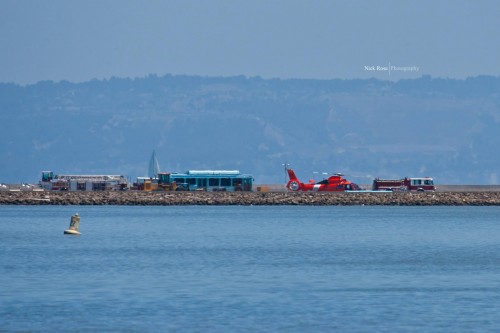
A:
1,74,500,184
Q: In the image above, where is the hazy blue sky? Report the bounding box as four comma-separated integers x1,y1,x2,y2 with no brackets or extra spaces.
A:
1,0,499,84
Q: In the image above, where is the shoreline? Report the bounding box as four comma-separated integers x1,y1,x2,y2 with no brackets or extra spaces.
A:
2,191,500,206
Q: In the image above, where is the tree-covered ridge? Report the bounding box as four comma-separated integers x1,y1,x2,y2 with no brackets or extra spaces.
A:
1,75,499,184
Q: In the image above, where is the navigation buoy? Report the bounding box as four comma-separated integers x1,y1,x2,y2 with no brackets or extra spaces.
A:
64,213,81,235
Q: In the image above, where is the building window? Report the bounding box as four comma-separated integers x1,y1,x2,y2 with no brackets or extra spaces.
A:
93,182,106,191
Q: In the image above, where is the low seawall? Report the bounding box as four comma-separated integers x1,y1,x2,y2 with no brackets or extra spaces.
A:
2,191,500,206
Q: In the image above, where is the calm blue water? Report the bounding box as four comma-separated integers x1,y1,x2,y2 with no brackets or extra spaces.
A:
1,205,500,332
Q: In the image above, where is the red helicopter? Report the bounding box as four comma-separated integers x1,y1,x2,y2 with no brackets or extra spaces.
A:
286,167,360,192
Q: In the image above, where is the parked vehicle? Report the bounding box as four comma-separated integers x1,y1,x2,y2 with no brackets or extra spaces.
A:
372,177,435,192
286,168,360,192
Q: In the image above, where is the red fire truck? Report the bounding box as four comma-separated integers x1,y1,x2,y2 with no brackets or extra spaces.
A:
372,177,436,192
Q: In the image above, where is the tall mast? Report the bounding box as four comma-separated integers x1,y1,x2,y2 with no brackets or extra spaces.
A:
148,150,161,178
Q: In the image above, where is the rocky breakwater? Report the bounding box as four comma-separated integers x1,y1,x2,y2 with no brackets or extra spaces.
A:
2,191,500,205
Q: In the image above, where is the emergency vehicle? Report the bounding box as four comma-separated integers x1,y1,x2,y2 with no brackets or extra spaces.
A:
286,168,360,192
372,177,435,192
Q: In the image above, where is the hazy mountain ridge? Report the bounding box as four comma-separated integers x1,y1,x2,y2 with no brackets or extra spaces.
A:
1,75,499,184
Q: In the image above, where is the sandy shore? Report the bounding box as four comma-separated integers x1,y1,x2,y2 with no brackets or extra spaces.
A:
2,190,500,206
